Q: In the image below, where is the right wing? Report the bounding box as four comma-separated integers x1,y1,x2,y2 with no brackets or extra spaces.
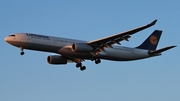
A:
88,20,157,55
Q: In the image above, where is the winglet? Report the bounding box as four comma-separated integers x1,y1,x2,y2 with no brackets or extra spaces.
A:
147,19,157,27
151,20,157,25
148,45,176,56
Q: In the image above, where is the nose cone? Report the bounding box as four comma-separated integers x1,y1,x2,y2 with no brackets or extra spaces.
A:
4,37,8,42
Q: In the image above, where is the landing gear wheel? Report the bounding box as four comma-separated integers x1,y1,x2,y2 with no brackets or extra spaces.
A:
91,57,95,61
76,63,82,68
80,66,86,71
20,52,24,55
95,59,101,64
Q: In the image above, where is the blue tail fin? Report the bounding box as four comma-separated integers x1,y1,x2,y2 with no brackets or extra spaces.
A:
136,30,162,50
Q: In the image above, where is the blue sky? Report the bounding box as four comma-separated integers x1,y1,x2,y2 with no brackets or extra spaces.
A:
0,0,179,101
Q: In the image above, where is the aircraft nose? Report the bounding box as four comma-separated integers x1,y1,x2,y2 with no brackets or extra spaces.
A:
4,37,8,42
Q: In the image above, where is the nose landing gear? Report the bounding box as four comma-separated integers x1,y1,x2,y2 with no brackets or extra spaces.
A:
20,47,24,55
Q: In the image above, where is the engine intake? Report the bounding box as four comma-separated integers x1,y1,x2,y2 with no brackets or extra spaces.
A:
72,43,93,52
47,55,67,64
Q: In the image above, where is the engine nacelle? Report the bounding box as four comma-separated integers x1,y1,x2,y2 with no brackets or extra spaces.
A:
47,55,67,64
72,43,93,52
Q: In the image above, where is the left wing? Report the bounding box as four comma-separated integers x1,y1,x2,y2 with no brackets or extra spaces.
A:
88,20,157,55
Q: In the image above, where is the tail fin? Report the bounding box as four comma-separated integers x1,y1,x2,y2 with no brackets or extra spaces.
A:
136,30,162,50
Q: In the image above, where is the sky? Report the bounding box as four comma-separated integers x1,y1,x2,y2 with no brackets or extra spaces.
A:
0,0,180,101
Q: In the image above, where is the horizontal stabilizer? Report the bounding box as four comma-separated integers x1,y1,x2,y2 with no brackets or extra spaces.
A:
149,45,176,56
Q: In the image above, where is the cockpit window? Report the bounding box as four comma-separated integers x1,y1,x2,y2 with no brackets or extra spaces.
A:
9,34,15,37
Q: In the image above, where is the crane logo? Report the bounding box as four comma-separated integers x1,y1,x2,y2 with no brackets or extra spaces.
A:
150,35,158,45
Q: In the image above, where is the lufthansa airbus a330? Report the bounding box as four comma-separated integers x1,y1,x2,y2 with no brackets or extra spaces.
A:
4,20,176,71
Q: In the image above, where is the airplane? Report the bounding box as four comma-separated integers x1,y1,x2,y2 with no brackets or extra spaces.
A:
4,20,176,71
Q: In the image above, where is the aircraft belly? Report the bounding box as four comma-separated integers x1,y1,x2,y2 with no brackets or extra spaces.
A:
58,48,92,59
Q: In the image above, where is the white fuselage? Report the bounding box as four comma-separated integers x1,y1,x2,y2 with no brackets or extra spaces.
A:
4,33,151,61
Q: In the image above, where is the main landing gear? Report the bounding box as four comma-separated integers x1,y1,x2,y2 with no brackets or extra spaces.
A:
91,57,101,64
76,63,86,71
75,58,101,71
95,59,101,64
20,47,24,55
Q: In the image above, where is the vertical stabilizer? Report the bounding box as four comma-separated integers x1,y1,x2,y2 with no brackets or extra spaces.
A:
136,30,162,50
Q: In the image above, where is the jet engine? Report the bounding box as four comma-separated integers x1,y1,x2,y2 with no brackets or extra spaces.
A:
72,43,93,52
47,55,67,64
